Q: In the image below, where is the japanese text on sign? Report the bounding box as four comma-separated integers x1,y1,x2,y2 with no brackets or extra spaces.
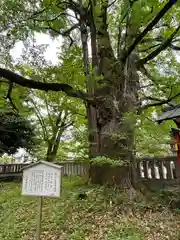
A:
22,166,61,197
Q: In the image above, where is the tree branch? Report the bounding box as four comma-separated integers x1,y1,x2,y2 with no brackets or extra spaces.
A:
141,91,180,110
0,68,91,101
28,7,47,17
46,23,79,48
43,92,55,128
170,44,180,50
29,96,49,141
4,82,18,111
140,36,164,43
108,0,118,8
47,23,79,36
124,0,178,59
139,43,161,53
56,0,88,19
31,13,66,22
139,36,180,51
137,25,180,65
142,96,167,102
140,83,154,89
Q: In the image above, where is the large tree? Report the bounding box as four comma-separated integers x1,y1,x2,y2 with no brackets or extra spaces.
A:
0,111,35,156
0,0,180,183
19,51,87,161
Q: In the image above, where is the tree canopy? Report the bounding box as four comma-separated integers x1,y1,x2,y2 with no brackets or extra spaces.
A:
0,0,179,105
0,0,180,161
0,111,36,155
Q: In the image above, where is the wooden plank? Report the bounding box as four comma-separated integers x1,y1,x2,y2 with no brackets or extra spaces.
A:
0,162,89,178
65,163,67,175
137,161,142,178
170,161,176,179
156,161,164,179
64,163,66,175
69,163,71,175
66,163,69,175
83,165,85,176
2,165,5,173
11,165,15,172
6,165,10,173
72,163,75,176
142,160,149,179
3,165,7,173
18,164,22,172
10,164,13,172
73,164,75,176
72,163,74,176
149,159,156,179
164,160,173,180
0,173,22,177
76,164,79,176
174,160,180,179
78,164,80,176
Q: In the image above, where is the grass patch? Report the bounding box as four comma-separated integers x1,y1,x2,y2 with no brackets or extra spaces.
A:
0,177,180,239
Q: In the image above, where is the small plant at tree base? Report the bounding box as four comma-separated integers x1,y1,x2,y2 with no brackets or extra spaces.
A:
90,156,124,167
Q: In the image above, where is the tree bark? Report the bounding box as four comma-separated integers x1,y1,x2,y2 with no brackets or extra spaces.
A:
46,123,67,162
46,130,62,162
86,0,140,186
79,4,99,158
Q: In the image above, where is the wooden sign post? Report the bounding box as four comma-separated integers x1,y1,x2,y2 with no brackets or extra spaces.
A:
37,196,43,240
21,161,63,240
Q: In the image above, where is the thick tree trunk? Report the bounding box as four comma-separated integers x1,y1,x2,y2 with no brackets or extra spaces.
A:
80,11,100,158
46,129,63,162
46,140,56,162
86,1,140,186
88,55,140,186
95,53,139,157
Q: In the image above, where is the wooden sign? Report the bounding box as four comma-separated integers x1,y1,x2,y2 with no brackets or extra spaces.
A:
22,161,62,197
21,161,63,240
